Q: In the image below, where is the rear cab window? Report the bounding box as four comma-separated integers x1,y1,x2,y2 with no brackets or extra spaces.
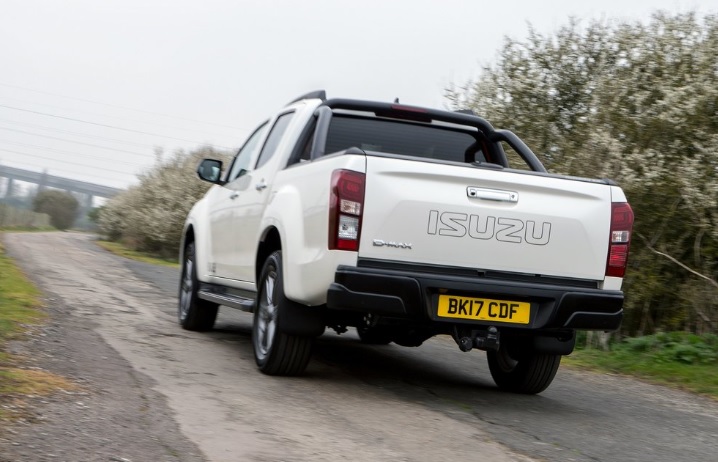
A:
324,116,487,164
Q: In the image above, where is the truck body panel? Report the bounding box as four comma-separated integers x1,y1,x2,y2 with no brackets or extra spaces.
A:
360,156,612,282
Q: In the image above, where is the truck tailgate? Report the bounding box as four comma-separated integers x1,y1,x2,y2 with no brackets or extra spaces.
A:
359,156,611,281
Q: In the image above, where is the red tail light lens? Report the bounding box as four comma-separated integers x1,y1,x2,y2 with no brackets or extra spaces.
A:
606,202,634,277
329,170,365,251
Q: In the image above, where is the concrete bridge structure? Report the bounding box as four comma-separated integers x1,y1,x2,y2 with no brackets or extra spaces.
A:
0,165,123,208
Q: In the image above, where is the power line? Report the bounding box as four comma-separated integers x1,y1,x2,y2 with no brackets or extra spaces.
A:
0,104,234,149
0,95,246,141
0,127,161,159
0,139,149,168
0,118,162,150
0,148,139,176
0,157,134,187
0,82,243,131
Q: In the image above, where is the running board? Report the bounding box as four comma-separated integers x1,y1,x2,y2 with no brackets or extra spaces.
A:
198,290,255,312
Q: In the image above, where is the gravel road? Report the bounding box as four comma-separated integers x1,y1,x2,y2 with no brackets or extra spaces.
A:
2,232,718,462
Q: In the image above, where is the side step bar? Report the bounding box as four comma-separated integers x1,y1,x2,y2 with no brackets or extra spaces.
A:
198,289,255,312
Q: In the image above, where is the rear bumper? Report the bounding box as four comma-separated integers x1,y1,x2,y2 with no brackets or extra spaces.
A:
326,263,623,331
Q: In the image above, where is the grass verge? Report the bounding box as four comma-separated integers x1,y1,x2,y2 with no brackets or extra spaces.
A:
0,240,45,343
0,226,56,232
565,332,718,399
95,240,180,268
0,237,79,422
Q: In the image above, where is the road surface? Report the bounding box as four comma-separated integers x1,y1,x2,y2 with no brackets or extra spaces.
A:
2,232,717,462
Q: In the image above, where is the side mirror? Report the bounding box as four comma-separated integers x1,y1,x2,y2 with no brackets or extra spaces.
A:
196,159,223,184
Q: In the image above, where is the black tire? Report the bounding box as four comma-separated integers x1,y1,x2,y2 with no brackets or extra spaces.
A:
487,345,561,394
178,241,218,331
356,325,393,345
252,251,313,376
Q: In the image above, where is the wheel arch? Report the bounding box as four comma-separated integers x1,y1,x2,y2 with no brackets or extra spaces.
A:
179,223,194,264
182,219,211,282
255,226,325,338
256,226,282,283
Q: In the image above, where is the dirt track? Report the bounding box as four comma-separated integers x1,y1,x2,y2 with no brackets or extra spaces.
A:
2,232,718,462
0,232,532,462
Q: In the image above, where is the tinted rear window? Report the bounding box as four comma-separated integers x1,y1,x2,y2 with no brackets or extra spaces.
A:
325,116,484,163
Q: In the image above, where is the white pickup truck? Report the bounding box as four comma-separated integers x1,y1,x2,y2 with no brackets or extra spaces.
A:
179,90,634,394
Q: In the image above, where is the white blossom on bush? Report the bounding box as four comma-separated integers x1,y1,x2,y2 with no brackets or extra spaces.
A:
448,12,718,334
99,146,232,256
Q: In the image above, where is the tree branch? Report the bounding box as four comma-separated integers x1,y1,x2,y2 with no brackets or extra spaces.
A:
636,233,718,291
638,233,715,326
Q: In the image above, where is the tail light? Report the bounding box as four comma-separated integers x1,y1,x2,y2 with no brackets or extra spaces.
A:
329,170,365,251
606,202,634,278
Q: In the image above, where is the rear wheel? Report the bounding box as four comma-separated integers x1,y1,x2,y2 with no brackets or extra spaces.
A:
487,344,561,394
252,251,313,376
178,241,218,331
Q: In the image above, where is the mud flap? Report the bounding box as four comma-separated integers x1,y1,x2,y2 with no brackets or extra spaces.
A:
532,333,576,355
277,299,326,337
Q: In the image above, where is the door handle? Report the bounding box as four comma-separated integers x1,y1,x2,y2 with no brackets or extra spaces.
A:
466,187,518,203
230,192,239,200
255,180,268,191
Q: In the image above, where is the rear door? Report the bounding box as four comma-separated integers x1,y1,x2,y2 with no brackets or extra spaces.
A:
209,122,268,279
227,110,297,282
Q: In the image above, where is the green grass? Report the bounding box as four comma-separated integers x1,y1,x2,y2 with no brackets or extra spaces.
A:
0,237,78,421
0,226,56,232
565,332,718,398
95,240,180,268
0,241,46,341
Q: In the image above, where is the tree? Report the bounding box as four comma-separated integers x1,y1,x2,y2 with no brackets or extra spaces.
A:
87,206,103,224
448,12,718,335
33,190,80,231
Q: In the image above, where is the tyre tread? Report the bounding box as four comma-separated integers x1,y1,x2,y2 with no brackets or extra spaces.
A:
488,348,561,394
253,251,313,376
179,242,218,332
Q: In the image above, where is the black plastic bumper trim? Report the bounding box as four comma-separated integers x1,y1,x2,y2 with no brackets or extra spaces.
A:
326,264,624,331
563,310,623,330
327,283,408,315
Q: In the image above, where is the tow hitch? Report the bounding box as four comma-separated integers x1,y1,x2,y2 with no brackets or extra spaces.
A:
452,326,500,352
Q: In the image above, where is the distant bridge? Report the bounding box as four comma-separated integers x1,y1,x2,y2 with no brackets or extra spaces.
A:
0,165,123,207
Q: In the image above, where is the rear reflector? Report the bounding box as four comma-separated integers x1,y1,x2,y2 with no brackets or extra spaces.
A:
606,202,634,278
608,246,628,269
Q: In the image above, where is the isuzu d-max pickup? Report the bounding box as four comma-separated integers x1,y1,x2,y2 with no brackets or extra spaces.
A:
179,90,634,394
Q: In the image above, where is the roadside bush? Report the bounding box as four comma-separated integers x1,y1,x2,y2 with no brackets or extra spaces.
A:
623,335,659,353
32,190,79,230
98,146,232,258
615,332,718,365
661,344,716,365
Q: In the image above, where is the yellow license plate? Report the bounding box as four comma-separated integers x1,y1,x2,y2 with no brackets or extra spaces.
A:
437,295,531,324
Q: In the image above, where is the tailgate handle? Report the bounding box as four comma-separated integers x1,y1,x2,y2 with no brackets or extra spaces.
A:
467,187,518,203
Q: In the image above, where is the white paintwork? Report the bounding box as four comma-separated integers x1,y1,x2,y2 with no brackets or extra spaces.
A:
360,157,611,281
184,96,627,306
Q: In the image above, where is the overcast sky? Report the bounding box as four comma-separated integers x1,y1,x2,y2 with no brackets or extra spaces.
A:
0,0,713,192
